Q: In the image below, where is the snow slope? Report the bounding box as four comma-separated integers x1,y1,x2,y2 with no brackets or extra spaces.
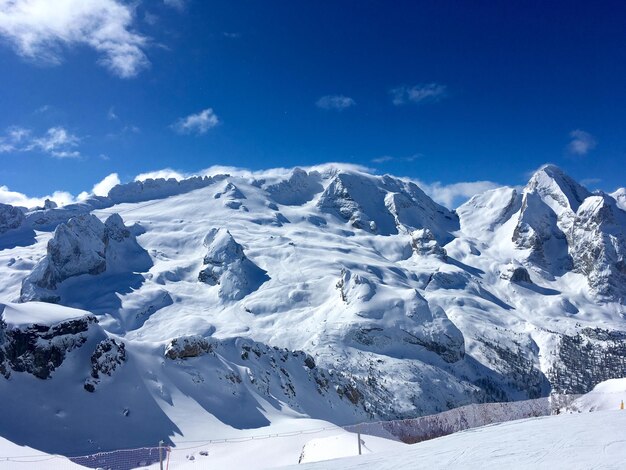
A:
289,410,626,470
0,163,624,458
567,378,626,412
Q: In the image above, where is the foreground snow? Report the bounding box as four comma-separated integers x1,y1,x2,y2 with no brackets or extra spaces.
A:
287,410,626,470
0,436,86,469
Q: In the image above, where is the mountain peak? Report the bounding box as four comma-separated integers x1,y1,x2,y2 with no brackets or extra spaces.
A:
526,164,590,213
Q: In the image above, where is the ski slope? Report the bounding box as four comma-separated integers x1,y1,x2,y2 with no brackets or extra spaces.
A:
288,410,626,470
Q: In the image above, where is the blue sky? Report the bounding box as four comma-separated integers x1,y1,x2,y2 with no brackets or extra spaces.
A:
0,0,624,208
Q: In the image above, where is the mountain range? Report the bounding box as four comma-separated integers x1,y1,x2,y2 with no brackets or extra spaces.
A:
0,163,624,456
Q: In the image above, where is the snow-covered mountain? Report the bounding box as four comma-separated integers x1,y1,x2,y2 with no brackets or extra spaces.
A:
0,163,624,456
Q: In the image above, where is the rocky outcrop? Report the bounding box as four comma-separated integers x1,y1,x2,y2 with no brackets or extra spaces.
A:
0,314,98,380
84,338,126,392
411,229,446,258
336,268,376,304
164,335,214,359
500,264,533,284
0,203,25,234
20,213,151,303
198,228,269,300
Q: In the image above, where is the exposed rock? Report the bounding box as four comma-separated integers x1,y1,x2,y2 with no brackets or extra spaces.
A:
0,203,25,234
164,335,214,359
500,265,533,284
198,228,269,300
411,229,446,257
84,338,126,392
0,315,98,380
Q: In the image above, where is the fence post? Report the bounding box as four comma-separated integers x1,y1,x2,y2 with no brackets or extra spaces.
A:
357,430,362,456
159,440,164,470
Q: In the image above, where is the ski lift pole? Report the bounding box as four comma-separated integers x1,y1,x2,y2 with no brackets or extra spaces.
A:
159,440,164,470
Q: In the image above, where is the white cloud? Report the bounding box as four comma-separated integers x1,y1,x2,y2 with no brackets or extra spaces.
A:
171,108,219,135
92,172,120,196
316,95,356,110
0,172,124,208
567,129,596,156
416,180,502,209
28,126,80,158
390,83,447,105
0,0,149,78
0,125,81,158
0,184,75,208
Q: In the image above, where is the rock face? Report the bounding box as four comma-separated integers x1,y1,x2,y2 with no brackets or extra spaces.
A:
570,195,626,301
0,203,25,234
20,213,151,303
198,228,269,300
512,165,590,272
548,328,626,394
0,314,98,380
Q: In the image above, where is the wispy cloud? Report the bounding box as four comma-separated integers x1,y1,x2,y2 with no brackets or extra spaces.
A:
0,125,81,158
580,177,601,188
163,0,187,11
371,154,420,164
223,32,241,39
316,95,356,111
171,108,219,135
390,83,447,105
0,0,149,78
107,107,118,120
567,129,596,156
371,156,393,164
